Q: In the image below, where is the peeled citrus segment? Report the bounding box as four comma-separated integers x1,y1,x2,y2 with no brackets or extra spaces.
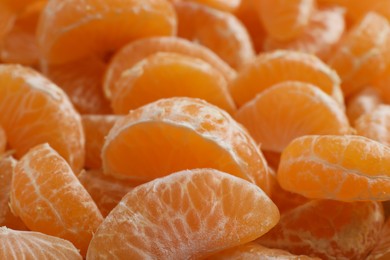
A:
234,0,267,53
0,64,84,173
257,200,384,260
278,135,390,201
171,0,241,12
0,227,82,260
44,56,111,115
104,37,236,98
0,3,16,43
0,126,6,154
87,168,280,259
346,87,382,125
236,81,351,153
355,105,390,146
78,169,140,217
264,7,346,60
328,12,390,97
3,0,45,13
267,166,309,214
102,97,269,191
0,156,27,230
0,1,43,66
373,65,390,104
37,0,177,64
82,114,122,170
255,0,315,41
111,52,236,115
206,242,319,260
10,143,103,256
229,50,344,108
174,1,255,70
317,0,386,22
367,218,390,260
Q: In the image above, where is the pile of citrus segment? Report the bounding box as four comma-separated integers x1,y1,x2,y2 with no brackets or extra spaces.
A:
1,0,390,259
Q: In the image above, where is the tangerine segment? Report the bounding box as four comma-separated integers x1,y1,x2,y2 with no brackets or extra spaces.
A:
255,0,315,41
278,135,390,201
317,0,385,22
37,0,177,64
355,105,390,147
264,7,346,60
229,50,343,108
0,156,27,230
257,200,384,260
346,87,382,125
10,143,103,256
194,0,240,12
234,0,267,53
82,115,122,170
0,126,6,154
173,0,241,12
367,218,390,260
206,242,319,260
78,169,141,217
0,1,44,66
102,97,270,191
0,3,16,46
87,168,280,259
0,227,82,260
327,12,390,97
236,81,351,153
104,37,236,98
266,165,309,214
0,65,84,173
44,56,111,115
174,1,255,70
373,65,390,104
111,52,236,115
3,0,45,13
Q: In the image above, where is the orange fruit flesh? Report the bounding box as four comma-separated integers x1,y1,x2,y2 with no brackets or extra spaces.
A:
179,0,241,12
373,64,390,104
0,0,44,66
257,200,384,260
0,156,27,230
207,242,320,259
174,1,255,70
264,6,346,60
78,169,140,217
44,56,111,115
0,64,85,173
104,37,236,98
236,81,351,153
0,3,16,44
229,50,344,108
102,97,270,193
3,0,45,13
346,87,382,125
10,143,103,256
87,168,280,259
327,12,390,97
255,0,315,41
278,135,390,201
0,126,6,154
355,105,390,147
111,52,236,115
0,227,82,260
82,114,122,170
37,0,177,64
367,218,390,260
234,0,267,53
